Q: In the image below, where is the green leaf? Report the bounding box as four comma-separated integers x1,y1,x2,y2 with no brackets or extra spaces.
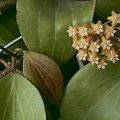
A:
94,0,120,22
0,72,46,120
60,62,120,120
0,7,26,51
16,0,95,65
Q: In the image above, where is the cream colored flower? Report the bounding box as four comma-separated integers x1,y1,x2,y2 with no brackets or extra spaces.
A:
77,49,88,61
72,43,79,50
72,40,80,50
109,51,119,63
105,48,119,63
67,26,77,37
89,41,100,52
79,38,89,49
92,21,103,34
107,11,120,27
67,11,120,69
78,27,88,37
97,59,107,69
101,39,113,50
105,25,116,39
88,53,100,65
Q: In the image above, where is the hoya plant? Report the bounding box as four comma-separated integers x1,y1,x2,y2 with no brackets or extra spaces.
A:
0,0,120,120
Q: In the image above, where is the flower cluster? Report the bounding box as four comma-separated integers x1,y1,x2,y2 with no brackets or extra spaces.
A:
67,11,120,69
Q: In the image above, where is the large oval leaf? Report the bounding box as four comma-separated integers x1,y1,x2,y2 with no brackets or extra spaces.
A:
60,62,120,120
0,72,46,120
23,51,63,105
17,0,95,64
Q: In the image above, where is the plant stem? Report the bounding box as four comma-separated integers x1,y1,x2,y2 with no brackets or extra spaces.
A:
114,27,120,30
103,21,111,25
0,58,8,67
0,44,16,57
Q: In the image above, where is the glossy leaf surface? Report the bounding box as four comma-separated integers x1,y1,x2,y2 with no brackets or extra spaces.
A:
0,72,46,120
17,0,95,64
61,62,120,120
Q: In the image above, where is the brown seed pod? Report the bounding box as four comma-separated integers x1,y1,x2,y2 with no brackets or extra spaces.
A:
23,51,63,105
